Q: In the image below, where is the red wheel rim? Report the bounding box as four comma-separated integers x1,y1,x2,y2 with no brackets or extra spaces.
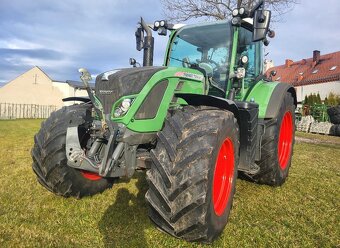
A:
213,137,235,216
80,171,102,181
278,111,293,170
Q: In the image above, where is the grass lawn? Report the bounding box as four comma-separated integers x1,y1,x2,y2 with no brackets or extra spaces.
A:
0,119,339,247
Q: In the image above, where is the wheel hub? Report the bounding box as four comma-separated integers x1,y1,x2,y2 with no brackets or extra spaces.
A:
278,111,293,170
80,171,102,181
213,138,234,216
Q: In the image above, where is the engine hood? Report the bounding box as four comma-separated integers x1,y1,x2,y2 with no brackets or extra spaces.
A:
95,66,166,113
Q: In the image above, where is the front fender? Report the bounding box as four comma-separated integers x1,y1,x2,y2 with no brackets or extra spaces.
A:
175,93,239,119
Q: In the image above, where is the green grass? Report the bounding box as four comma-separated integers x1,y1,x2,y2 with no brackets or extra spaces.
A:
0,119,339,247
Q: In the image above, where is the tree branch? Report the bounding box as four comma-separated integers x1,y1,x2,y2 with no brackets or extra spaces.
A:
161,0,300,22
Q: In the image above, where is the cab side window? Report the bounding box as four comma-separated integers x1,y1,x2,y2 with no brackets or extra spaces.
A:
237,27,263,89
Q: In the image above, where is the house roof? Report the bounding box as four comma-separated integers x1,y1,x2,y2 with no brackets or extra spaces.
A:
267,51,340,86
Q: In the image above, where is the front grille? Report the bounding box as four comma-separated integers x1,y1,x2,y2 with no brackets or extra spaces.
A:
95,67,165,113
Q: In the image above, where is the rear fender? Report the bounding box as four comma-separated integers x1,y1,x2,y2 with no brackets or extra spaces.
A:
265,83,297,118
245,81,297,119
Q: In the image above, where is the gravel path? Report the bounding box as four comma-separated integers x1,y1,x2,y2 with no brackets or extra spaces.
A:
295,136,340,145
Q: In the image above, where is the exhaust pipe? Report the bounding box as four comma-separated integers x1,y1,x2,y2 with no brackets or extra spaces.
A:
136,18,154,67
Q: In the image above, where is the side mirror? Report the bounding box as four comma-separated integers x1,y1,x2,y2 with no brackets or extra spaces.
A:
253,10,271,42
135,27,144,51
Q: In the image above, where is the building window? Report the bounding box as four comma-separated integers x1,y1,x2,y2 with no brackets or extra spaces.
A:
312,69,318,74
330,65,337,71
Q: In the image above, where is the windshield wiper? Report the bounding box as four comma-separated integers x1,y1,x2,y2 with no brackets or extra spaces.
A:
170,57,197,67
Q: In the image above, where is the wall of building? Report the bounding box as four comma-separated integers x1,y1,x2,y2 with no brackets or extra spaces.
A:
0,67,90,108
295,81,340,102
0,67,65,107
52,82,88,106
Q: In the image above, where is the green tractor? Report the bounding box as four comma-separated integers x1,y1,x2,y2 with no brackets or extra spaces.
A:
31,1,296,243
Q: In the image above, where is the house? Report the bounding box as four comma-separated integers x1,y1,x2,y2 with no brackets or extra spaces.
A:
0,66,87,108
267,50,340,103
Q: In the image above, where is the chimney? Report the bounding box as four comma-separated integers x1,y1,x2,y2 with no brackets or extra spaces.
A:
285,59,293,68
313,50,320,64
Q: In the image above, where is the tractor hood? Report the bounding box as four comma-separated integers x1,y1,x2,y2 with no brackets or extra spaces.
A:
95,66,166,113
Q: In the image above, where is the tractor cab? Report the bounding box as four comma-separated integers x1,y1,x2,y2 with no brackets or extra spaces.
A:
165,20,264,98
135,0,272,101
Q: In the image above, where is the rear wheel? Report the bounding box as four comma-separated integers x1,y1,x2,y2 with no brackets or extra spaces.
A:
146,106,239,243
31,104,114,198
252,92,295,186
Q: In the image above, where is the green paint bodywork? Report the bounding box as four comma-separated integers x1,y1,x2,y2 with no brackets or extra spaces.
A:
101,22,290,134
226,27,239,97
163,30,177,66
245,80,279,118
111,67,204,132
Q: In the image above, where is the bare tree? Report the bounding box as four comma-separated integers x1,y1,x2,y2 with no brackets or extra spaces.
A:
161,0,299,22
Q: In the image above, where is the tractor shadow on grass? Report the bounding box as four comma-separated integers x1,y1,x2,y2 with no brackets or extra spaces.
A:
99,173,151,247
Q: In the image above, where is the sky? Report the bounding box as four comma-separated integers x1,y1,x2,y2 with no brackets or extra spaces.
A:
0,0,339,87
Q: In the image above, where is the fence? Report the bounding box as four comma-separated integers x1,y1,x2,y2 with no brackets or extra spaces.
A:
0,103,58,119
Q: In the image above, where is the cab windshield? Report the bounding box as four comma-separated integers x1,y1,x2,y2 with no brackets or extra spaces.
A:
167,21,232,92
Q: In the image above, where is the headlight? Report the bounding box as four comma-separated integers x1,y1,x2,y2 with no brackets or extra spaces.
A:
114,107,124,117
154,21,160,28
113,98,134,118
232,8,239,17
121,99,132,112
241,55,249,64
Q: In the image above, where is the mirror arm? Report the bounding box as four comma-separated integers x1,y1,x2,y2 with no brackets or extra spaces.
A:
250,0,264,17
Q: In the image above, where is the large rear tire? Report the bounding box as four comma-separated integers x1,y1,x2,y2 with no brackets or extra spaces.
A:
31,104,114,198
252,92,295,186
146,106,239,243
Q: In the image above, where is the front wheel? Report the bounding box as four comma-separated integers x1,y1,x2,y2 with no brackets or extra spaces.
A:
31,104,114,198
146,106,239,243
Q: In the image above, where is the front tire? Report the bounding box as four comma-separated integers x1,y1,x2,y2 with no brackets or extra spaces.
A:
31,104,114,198
252,92,296,186
146,106,239,243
